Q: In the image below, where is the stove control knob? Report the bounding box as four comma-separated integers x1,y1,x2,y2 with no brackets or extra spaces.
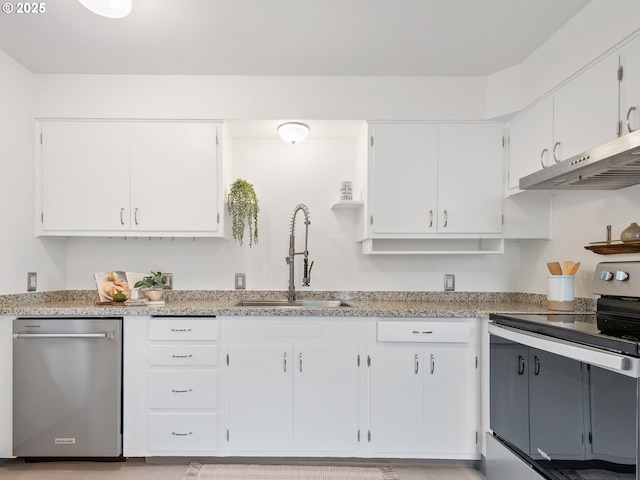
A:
615,270,630,281
600,271,614,281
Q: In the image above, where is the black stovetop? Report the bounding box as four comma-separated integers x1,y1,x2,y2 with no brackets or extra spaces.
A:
490,311,640,357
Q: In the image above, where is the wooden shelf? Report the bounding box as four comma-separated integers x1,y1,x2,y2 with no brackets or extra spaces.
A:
584,242,640,255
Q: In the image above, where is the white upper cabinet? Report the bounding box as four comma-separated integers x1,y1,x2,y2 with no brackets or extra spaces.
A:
507,98,554,191
368,123,439,235
508,54,619,194
619,35,640,135
366,122,504,238
553,54,620,163
38,120,223,237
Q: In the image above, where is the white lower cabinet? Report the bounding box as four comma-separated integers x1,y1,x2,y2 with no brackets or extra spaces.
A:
123,316,220,456
223,317,363,457
368,319,480,459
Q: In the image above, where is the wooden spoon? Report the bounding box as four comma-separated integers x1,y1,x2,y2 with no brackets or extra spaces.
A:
547,262,562,275
567,261,581,276
563,261,575,275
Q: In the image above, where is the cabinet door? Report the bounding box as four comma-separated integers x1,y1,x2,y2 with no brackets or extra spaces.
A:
40,121,130,232
507,97,554,191
553,54,619,162
227,345,294,452
293,345,359,453
528,349,585,460
620,36,640,135
489,342,530,453
369,124,439,235
129,122,219,233
368,347,424,454
424,346,478,455
438,126,503,233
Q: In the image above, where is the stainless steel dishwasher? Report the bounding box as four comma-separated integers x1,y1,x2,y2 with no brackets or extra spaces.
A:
13,317,122,458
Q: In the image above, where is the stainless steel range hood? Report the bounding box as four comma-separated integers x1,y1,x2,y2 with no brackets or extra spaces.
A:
519,129,640,190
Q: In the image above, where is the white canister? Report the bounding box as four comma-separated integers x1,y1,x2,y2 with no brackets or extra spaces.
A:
340,181,353,201
547,275,575,311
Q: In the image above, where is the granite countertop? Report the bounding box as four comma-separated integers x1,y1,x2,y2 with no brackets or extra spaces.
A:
0,290,596,319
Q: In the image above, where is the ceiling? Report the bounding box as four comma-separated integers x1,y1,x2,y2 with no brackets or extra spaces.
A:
0,0,590,76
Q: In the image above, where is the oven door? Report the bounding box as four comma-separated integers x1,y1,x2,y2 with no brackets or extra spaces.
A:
489,323,640,480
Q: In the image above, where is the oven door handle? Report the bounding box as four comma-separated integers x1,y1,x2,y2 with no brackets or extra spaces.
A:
489,323,640,378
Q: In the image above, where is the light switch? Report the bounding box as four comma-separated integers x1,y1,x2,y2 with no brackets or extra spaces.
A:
235,273,246,290
444,274,455,291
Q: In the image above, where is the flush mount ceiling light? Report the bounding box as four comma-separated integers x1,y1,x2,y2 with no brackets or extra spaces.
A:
278,122,310,144
78,0,132,18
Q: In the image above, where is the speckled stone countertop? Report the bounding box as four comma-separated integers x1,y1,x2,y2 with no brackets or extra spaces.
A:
0,290,596,318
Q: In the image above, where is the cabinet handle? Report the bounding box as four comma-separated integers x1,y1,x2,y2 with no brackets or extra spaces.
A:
171,431,192,436
120,207,125,225
534,355,541,376
370,215,373,226
540,148,548,169
518,355,525,375
171,354,193,359
430,353,435,374
171,328,192,332
443,210,448,228
552,142,561,163
299,352,303,373
134,207,139,225
412,330,433,335
428,210,433,228
284,352,287,372
171,388,193,393
627,106,637,133
414,354,419,375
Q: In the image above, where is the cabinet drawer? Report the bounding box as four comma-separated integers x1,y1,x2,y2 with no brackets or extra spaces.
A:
149,370,217,409
149,345,218,366
377,321,470,343
148,413,218,452
148,318,217,341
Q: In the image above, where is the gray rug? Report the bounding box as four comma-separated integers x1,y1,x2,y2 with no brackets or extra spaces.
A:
183,462,399,480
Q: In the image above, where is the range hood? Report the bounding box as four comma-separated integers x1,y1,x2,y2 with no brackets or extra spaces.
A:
519,129,640,190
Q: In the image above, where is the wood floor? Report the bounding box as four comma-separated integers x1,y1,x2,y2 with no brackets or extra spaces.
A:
0,458,485,480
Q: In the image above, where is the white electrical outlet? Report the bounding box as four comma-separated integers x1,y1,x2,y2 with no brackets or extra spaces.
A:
27,272,37,292
235,273,246,290
444,274,455,291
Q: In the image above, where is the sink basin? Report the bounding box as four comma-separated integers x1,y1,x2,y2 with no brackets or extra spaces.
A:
235,299,351,308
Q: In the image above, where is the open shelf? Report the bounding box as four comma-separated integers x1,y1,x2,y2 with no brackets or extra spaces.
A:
361,238,505,255
331,200,363,210
584,242,640,255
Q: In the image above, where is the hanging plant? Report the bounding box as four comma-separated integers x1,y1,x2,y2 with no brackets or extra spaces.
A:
227,179,259,247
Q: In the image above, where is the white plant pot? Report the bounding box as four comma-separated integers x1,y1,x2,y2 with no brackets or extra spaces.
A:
143,289,164,301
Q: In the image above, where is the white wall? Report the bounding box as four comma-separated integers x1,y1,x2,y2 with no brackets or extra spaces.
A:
0,50,65,294
65,136,521,292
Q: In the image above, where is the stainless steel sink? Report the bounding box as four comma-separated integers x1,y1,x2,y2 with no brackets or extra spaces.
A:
235,299,351,308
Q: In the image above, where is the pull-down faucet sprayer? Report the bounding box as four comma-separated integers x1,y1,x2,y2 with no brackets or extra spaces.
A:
286,204,313,302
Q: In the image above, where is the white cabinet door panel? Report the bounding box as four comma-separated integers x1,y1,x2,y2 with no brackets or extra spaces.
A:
620,36,640,135
41,121,130,231
438,126,503,233
130,122,219,233
227,345,294,452
369,124,439,234
369,347,424,454
553,55,619,162
293,345,359,452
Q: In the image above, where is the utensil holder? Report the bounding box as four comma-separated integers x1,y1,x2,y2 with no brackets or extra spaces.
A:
547,275,575,311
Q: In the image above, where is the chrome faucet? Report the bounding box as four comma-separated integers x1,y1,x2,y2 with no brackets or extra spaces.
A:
286,203,313,302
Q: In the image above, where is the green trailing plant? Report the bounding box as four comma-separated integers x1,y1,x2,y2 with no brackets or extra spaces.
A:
134,271,168,290
227,179,259,247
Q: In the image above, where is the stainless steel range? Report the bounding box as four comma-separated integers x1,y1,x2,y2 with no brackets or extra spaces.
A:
488,261,640,480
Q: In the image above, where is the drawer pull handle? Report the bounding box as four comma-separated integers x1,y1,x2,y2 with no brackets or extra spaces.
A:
171,388,193,393
172,354,193,359
171,431,192,436
171,328,192,332
412,330,433,334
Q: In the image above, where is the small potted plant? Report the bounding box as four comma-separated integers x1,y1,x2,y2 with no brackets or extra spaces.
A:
134,271,168,301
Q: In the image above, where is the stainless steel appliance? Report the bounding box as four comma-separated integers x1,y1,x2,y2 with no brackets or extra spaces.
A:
13,317,122,458
520,128,640,190
488,261,640,480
